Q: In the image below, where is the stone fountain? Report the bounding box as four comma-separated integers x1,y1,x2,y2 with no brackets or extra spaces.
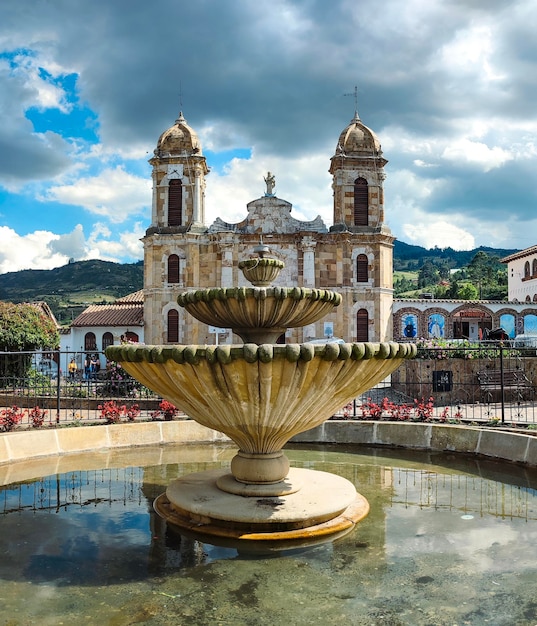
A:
106,250,416,547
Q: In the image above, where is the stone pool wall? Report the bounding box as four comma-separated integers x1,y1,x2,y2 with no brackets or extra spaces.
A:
0,421,535,477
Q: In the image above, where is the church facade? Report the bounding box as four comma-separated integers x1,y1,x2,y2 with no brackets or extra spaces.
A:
143,111,395,345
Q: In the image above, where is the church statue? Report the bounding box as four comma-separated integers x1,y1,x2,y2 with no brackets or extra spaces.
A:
264,171,275,196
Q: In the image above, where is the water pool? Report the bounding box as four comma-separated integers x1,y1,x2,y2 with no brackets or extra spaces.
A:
0,444,536,625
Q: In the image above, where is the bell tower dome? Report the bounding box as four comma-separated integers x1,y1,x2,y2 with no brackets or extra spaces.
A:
329,111,388,231
148,112,209,232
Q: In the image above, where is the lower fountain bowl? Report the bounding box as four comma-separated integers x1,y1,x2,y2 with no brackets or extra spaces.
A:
106,341,417,459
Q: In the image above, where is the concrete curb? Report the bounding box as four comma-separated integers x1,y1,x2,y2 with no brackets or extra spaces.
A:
0,420,535,472
291,421,537,466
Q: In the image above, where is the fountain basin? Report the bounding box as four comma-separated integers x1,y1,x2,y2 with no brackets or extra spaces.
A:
176,287,342,343
237,257,285,287
107,341,416,466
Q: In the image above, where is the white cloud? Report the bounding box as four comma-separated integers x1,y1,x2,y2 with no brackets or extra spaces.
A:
437,25,506,82
0,221,144,273
402,219,475,250
13,53,72,112
205,148,333,227
44,166,151,223
0,226,67,273
84,221,144,262
442,138,513,171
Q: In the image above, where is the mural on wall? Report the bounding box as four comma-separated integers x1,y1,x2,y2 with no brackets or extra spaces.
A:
428,314,445,339
402,314,418,338
499,313,516,338
524,314,537,334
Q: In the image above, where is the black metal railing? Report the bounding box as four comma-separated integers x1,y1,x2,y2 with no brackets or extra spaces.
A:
335,342,537,425
0,350,163,427
2,344,537,429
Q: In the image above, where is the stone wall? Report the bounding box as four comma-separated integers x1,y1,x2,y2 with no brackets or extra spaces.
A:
392,357,537,404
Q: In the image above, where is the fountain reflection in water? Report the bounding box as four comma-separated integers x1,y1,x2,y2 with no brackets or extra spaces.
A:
107,251,416,545
1,444,536,625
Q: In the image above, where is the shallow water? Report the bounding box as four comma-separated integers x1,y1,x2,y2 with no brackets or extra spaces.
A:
0,444,536,625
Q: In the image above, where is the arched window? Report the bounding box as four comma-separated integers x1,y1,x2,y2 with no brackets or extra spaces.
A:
168,179,182,226
167,310,179,343
102,332,114,351
356,254,368,282
533,259,537,277
524,261,531,279
168,254,180,283
356,309,368,342
124,331,139,343
353,177,368,226
84,332,97,351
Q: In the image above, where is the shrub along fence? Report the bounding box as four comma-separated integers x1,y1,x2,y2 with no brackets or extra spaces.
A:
1,343,537,431
360,341,537,426
0,350,166,429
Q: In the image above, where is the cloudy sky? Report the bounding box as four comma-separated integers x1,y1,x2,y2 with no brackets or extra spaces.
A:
0,0,536,273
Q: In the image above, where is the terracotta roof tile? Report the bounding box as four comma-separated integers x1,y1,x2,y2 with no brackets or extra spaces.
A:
71,303,143,327
116,290,144,304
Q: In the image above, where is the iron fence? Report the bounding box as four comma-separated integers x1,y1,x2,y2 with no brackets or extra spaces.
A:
1,344,537,429
336,342,537,426
0,350,163,427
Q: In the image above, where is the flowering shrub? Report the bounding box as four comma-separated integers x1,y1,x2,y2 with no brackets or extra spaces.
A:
125,404,140,422
98,400,140,424
358,396,436,422
0,405,24,432
28,406,47,428
151,400,177,421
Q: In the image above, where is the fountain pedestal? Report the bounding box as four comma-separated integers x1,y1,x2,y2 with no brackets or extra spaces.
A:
154,468,369,546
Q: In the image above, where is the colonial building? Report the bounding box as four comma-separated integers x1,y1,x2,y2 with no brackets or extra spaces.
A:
60,290,144,371
391,247,537,342
143,111,394,345
393,297,537,341
501,246,537,304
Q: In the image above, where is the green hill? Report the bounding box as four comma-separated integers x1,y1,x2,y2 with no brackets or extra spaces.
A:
0,259,143,324
393,241,518,271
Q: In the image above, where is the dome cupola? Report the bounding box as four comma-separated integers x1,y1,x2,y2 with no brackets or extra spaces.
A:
335,112,382,157
329,111,388,230
154,112,203,157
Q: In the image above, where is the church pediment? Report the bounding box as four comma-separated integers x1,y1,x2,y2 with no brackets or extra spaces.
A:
209,195,327,234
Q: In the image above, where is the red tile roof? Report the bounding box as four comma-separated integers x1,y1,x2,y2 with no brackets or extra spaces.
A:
71,291,144,327
116,289,144,304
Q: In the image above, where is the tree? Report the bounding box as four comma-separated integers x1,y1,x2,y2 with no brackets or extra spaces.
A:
466,251,506,299
0,302,59,351
0,302,59,380
417,260,439,289
457,283,479,300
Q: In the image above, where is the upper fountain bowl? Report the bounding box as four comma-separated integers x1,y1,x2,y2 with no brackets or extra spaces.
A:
238,257,285,287
177,286,342,344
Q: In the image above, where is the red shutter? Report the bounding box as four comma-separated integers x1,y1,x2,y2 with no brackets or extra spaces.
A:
168,180,182,226
168,254,180,283
102,332,114,350
356,309,368,341
353,178,368,226
167,310,179,343
356,254,368,282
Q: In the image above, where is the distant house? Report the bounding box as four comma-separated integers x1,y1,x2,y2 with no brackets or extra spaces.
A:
501,246,537,303
60,290,144,373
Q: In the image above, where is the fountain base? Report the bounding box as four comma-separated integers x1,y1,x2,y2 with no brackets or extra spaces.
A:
154,467,369,545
